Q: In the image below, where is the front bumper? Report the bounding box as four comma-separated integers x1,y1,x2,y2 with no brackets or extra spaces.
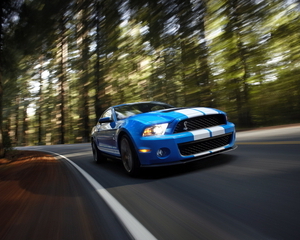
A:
140,145,237,167
134,123,236,166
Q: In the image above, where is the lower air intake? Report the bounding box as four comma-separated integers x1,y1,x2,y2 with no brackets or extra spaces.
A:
178,133,232,156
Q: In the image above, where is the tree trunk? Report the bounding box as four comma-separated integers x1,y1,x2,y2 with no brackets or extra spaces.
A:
0,73,4,157
94,1,106,118
57,19,68,144
38,57,44,145
0,2,4,157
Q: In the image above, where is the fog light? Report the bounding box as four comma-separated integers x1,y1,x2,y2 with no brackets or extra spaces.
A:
157,148,170,158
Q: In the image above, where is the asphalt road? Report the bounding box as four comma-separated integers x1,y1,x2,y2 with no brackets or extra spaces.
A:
16,126,300,240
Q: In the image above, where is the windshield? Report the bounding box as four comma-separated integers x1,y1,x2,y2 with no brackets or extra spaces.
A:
114,102,173,120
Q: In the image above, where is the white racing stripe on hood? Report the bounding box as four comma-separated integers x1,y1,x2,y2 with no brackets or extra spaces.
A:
193,107,219,115
175,109,204,118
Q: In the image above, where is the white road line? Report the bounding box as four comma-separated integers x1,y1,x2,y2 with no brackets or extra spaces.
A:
47,151,157,240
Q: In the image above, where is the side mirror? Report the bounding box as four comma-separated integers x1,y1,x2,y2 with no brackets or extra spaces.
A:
99,117,113,123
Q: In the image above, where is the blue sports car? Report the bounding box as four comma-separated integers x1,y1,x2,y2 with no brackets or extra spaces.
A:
91,101,236,176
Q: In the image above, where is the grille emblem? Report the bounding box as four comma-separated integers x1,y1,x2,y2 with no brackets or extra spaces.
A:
183,121,188,131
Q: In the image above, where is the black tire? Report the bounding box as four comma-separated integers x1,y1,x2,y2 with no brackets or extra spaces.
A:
120,135,140,176
92,140,106,163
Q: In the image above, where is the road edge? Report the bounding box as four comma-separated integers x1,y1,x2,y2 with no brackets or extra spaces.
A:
44,150,157,240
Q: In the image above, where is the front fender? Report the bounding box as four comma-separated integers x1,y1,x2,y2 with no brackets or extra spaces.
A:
116,125,142,155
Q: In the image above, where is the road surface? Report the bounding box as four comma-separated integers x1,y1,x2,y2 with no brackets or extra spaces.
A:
8,125,300,239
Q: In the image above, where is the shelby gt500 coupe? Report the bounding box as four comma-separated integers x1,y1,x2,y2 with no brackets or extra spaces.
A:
91,101,236,176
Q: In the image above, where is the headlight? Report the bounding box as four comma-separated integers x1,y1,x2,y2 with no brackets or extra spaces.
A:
143,123,168,137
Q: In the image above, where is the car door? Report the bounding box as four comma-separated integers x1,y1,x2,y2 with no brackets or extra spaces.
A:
95,109,119,156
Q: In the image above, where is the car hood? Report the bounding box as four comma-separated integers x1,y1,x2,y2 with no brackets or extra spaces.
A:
128,107,224,125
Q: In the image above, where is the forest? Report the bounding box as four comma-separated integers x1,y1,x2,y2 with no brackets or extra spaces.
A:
0,0,300,155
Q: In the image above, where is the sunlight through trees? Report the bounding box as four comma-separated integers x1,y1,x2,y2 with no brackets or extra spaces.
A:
1,0,300,149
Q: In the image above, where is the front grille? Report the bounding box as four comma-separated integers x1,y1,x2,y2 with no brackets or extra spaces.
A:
178,133,232,156
174,114,226,133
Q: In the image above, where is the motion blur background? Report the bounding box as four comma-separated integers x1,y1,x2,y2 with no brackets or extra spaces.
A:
1,0,300,146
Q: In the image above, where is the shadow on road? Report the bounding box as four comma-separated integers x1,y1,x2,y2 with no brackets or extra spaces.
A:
139,153,237,179
91,153,237,188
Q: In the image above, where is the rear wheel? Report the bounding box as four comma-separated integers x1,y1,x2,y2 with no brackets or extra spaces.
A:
120,135,140,176
92,140,106,163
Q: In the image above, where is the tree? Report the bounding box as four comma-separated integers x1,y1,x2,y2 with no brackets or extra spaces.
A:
1,0,300,148
92,0,122,116
76,0,92,142
0,0,23,156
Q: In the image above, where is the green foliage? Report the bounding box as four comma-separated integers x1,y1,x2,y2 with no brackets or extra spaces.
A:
1,0,300,146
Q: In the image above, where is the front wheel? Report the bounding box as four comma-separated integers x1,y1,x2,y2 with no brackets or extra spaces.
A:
92,140,106,163
120,135,140,176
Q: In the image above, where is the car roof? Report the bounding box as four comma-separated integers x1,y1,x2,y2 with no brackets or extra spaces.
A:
112,101,172,108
